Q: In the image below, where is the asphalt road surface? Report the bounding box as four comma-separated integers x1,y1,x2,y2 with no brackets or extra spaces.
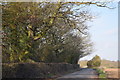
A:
57,68,98,80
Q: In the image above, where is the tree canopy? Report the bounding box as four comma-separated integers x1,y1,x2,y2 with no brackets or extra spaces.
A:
87,55,101,68
2,1,112,63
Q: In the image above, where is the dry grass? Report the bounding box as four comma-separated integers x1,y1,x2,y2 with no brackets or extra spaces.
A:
104,68,120,78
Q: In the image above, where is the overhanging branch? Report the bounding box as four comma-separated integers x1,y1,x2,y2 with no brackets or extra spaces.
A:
62,2,115,9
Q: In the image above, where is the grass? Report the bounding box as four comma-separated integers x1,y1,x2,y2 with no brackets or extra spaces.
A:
93,68,107,78
99,73,106,78
47,73,55,78
97,70,106,78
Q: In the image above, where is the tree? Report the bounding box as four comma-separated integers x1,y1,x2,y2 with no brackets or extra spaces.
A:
87,55,101,68
2,1,112,63
87,60,93,68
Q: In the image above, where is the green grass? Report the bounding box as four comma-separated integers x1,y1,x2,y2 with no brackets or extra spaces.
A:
99,73,106,78
47,73,55,78
93,68,107,78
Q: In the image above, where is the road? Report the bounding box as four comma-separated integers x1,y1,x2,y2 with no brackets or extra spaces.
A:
57,68,98,80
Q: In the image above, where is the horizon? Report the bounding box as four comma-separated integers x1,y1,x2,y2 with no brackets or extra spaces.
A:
79,58,120,62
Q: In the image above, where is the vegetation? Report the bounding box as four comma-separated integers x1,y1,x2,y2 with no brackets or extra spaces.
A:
95,68,107,78
87,55,101,68
101,60,119,68
2,2,93,63
2,1,113,64
2,63,79,78
79,59,118,68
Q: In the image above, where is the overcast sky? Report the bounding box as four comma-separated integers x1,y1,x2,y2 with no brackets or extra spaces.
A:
80,2,118,61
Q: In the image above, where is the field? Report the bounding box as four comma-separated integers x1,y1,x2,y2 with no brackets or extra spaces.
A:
79,60,120,78
78,59,119,68
104,68,120,78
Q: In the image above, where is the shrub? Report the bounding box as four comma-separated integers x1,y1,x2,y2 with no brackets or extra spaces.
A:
87,55,101,68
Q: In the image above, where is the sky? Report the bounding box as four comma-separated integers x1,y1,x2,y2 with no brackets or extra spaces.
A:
80,2,118,61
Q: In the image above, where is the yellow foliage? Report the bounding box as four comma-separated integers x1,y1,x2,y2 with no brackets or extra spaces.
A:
34,35,42,40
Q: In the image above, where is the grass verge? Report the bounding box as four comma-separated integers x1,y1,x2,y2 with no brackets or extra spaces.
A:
93,68,107,78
